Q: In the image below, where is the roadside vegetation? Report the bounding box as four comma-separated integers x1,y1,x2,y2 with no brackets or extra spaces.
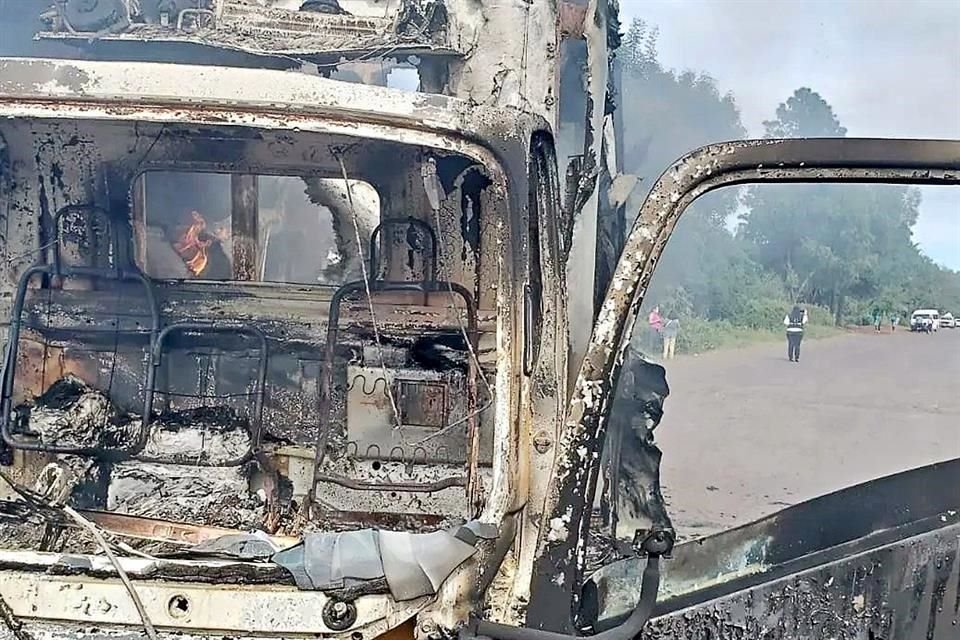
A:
619,19,960,356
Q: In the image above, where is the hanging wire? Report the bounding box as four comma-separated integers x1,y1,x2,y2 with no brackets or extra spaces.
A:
412,160,495,446
0,469,158,640
3,239,58,265
334,152,404,431
60,505,160,640
0,591,32,640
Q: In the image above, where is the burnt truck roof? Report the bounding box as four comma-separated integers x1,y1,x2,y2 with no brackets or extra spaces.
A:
0,56,547,162
31,0,463,64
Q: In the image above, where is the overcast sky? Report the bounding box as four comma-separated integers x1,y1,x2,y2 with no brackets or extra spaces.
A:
619,0,960,270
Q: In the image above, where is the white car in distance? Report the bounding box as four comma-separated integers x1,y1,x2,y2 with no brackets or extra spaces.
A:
910,309,940,332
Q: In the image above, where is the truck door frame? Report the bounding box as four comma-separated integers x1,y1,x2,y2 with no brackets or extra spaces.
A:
525,137,960,631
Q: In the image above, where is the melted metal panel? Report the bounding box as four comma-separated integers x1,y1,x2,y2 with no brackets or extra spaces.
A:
586,458,960,630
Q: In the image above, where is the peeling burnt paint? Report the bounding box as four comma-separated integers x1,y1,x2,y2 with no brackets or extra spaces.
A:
0,54,553,638
0,561,430,639
526,138,960,632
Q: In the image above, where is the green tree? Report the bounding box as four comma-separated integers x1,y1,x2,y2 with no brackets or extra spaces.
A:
739,88,928,325
620,20,746,207
619,18,759,325
619,31,960,343
762,87,847,138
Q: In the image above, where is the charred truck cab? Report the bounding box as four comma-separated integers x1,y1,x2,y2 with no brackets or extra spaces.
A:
1,3,959,640
0,56,570,638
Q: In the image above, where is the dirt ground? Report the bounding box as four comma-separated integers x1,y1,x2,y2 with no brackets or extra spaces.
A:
654,327,960,541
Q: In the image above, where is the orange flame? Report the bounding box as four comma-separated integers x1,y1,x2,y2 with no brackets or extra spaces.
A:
174,210,212,276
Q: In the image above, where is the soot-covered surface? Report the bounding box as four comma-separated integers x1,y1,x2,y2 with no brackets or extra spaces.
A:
14,375,255,464
3,376,266,537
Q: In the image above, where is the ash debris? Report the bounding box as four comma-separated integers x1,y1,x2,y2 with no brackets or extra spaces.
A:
108,462,265,529
138,406,254,466
12,375,254,464
3,375,269,542
15,375,134,450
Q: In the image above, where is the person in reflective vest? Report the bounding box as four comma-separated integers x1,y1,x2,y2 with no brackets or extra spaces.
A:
784,305,808,362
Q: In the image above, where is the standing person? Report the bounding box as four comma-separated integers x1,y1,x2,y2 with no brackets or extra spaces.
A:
890,314,899,332
648,306,664,332
784,305,807,363
662,317,679,360
647,306,664,354
873,308,883,332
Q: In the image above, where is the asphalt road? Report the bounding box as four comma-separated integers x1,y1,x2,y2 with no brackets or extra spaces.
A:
654,327,960,541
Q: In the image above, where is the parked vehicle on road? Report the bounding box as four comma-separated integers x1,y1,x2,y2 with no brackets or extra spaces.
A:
940,312,956,328
910,309,940,332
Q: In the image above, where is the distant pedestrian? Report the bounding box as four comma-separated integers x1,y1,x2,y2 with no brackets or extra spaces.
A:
873,309,883,332
890,315,899,332
648,306,664,332
784,305,807,362
647,306,664,353
662,317,680,360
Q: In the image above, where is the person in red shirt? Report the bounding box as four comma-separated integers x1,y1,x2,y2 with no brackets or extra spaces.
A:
647,306,665,356
648,306,664,331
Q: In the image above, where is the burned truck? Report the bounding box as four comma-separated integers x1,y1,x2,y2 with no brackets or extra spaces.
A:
0,54,577,638
0,2,959,640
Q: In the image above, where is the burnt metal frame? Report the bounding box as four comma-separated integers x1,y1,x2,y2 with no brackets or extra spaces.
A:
139,322,269,466
584,457,960,631
0,205,162,458
523,138,960,633
0,205,269,467
310,217,480,515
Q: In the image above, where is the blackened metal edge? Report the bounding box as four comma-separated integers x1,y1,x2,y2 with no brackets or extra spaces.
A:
526,138,960,631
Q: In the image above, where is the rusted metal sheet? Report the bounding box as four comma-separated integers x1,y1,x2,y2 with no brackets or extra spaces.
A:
231,174,259,281
527,138,960,632
81,511,299,547
558,3,588,39
1,502,297,548
0,549,292,585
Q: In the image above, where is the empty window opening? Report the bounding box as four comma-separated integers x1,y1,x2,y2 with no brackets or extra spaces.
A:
134,172,380,285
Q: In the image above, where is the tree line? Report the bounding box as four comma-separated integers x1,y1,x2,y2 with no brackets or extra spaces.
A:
618,19,960,353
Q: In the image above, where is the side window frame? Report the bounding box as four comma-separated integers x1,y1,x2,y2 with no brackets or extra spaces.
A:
524,135,557,375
